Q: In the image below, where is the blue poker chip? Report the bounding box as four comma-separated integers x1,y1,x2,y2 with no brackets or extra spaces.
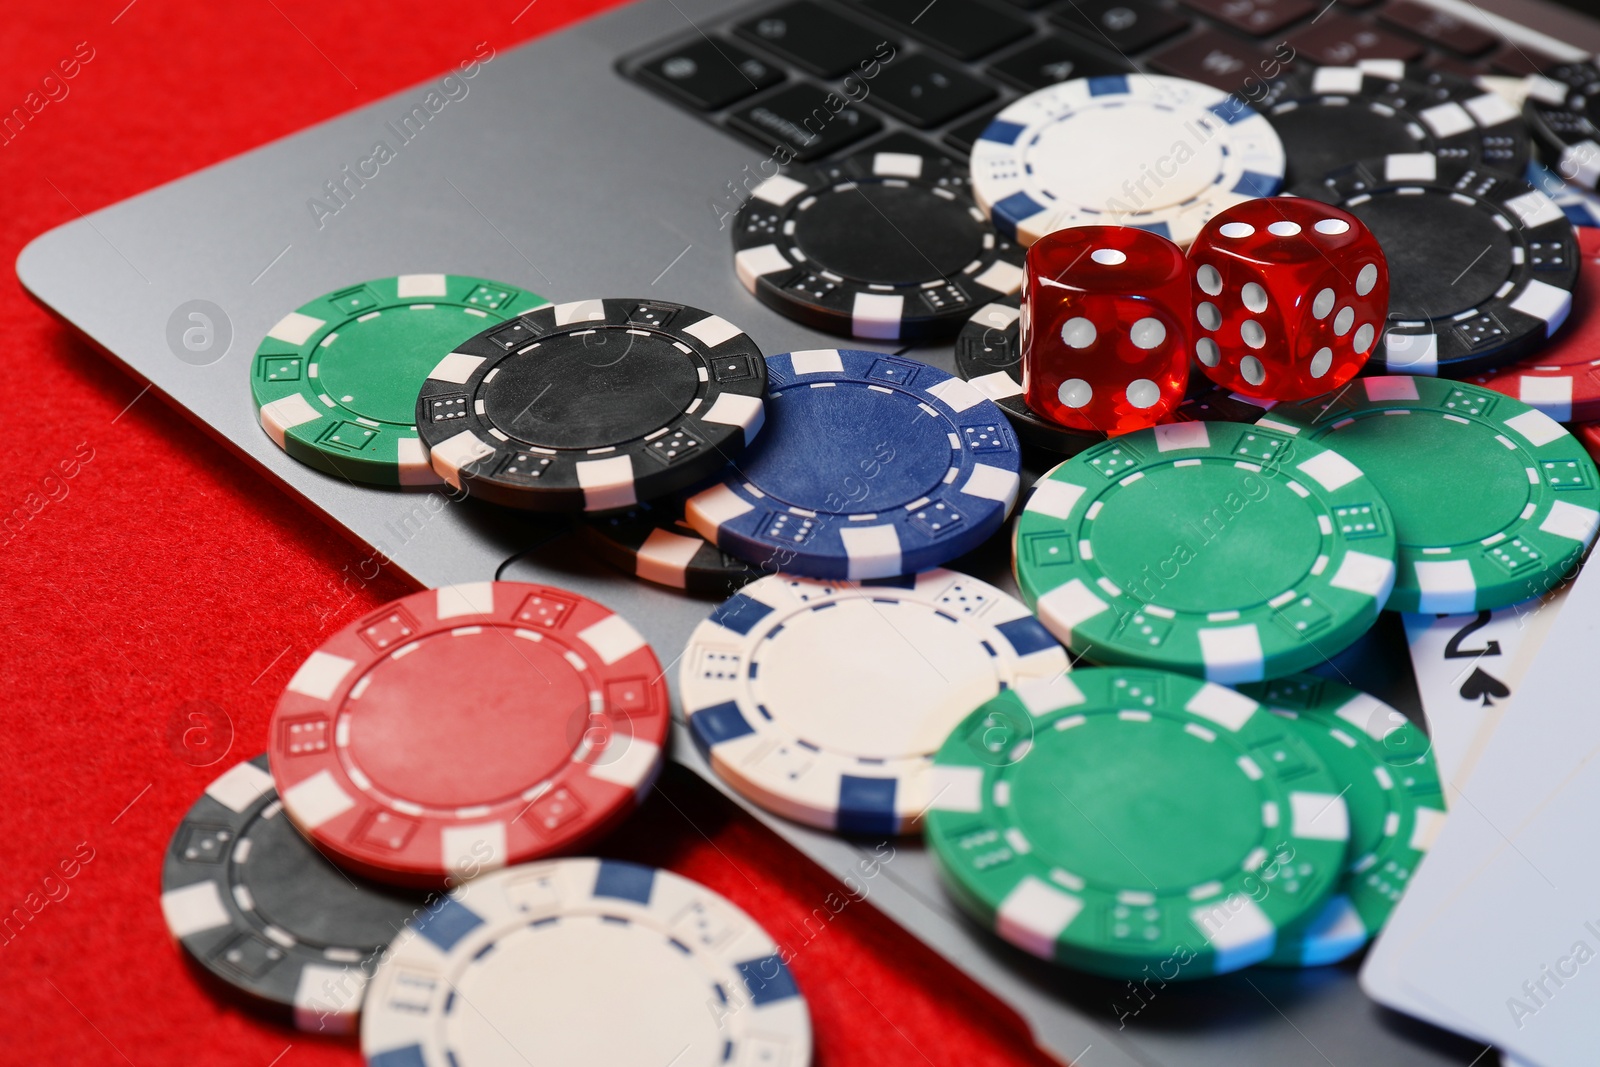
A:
1526,158,1600,228
685,350,1023,579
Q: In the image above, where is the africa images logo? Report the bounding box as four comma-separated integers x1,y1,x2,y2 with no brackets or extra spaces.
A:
307,42,497,229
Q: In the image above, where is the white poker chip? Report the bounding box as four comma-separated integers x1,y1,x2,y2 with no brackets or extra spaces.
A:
970,74,1286,248
361,859,812,1067
680,569,1069,835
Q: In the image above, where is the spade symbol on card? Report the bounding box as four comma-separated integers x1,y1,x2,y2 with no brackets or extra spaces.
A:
1459,667,1511,706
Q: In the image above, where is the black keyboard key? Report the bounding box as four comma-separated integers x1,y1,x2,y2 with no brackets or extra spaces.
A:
1052,0,1189,54
1284,12,1423,65
856,0,1030,60
1181,0,1314,37
1147,27,1275,94
867,52,997,126
735,1,891,77
860,129,960,159
1488,42,1561,77
988,35,1132,90
944,106,1005,153
1422,51,1484,79
727,83,883,160
635,39,784,111
934,109,998,155
1379,0,1496,56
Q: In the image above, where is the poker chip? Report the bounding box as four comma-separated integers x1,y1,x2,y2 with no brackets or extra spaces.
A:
1478,75,1532,111
361,859,811,1066
686,350,1023,580
732,150,1025,341
581,486,761,596
924,668,1350,978
1172,381,1273,424
1526,158,1600,227
953,298,1270,453
1578,420,1600,465
1235,674,1446,967
252,274,546,487
1259,61,1528,187
680,569,1068,835
1291,154,1579,375
160,755,431,1032
1523,61,1600,190
953,299,1103,454
1013,420,1397,682
970,74,1284,248
1260,376,1600,615
415,298,767,511
268,582,670,886
1472,225,1600,423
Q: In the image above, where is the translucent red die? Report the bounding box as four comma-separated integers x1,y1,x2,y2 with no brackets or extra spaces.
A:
1188,198,1388,402
1020,226,1191,435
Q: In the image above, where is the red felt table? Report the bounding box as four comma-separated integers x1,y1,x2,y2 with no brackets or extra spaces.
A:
0,3,1059,1064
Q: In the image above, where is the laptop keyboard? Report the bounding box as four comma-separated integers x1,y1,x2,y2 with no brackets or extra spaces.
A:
619,0,1560,164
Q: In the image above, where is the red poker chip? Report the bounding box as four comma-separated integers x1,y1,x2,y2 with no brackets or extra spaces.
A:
1473,227,1600,423
268,582,670,887
1576,421,1600,466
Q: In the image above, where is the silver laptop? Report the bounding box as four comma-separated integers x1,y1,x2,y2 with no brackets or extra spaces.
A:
19,0,1600,1062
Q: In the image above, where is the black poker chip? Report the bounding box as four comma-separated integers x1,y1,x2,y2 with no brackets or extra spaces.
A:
1524,61,1600,190
159,755,432,1033
415,298,768,511
1292,155,1579,375
581,481,762,597
1259,62,1530,186
952,298,1100,455
951,299,1268,454
732,150,1025,341
1170,381,1274,424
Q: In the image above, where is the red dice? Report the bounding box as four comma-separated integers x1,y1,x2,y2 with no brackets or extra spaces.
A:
1188,198,1388,402
1020,226,1190,435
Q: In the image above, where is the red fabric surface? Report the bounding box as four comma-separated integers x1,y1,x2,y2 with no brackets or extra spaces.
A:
0,3,1059,1064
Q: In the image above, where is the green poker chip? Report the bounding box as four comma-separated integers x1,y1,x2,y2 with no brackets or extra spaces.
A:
1013,420,1398,683
1236,673,1446,967
1260,376,1600,614
924,667,1350,979
251,274,546,486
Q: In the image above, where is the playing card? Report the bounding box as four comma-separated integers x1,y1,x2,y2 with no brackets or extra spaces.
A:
1397,742,1600,1065
1402,585,1570,793
1365,562,1600,1057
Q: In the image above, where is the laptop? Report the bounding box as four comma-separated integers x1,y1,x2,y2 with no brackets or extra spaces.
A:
18,0,1600,1062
